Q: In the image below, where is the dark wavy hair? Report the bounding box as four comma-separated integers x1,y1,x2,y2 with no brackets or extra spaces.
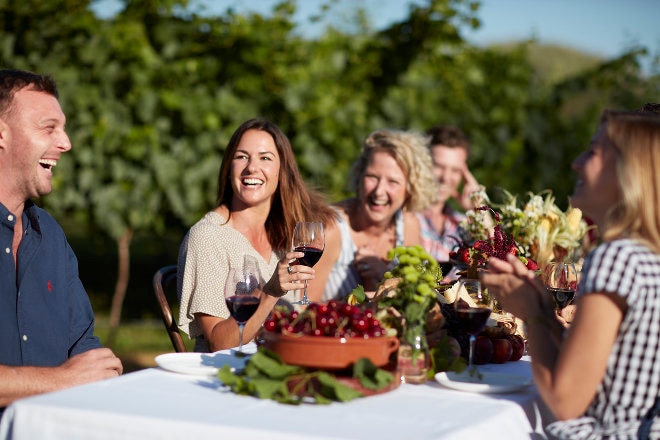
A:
216,118,336,251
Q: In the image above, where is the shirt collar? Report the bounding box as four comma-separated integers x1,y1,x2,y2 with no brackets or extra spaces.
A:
0,200,42,234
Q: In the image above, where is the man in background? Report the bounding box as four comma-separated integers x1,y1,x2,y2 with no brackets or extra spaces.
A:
417,125,482,262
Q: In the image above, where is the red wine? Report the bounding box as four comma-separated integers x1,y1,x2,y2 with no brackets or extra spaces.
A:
294,246,323,267
455,307,491,335
226,296,260,324
548,287,575,309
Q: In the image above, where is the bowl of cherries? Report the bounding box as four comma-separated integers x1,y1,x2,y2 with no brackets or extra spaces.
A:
260,300,399,370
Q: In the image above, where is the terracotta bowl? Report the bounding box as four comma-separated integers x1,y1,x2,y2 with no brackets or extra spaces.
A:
260,332,400,370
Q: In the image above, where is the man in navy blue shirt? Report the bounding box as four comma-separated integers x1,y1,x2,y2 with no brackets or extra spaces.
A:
0,69,123,408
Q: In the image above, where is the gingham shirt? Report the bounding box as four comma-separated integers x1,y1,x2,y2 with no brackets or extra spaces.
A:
547,238,660,439
417,205,465,262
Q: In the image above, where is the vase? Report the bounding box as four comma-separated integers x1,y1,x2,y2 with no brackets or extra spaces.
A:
397,326,429,384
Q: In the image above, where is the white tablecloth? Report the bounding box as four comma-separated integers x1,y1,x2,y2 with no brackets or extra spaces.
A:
0,356,551,440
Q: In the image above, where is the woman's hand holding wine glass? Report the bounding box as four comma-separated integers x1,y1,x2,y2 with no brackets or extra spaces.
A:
291,221,325,305
544,261,578,313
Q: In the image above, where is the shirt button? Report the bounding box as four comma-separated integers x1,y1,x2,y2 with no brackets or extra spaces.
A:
22,335,28,342
4,248,9,254
7,214,13,221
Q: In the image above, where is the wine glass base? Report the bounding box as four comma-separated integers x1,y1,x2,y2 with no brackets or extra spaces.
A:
292,298,311,305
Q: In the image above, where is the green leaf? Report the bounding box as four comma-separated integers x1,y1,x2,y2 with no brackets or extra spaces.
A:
353,358,395,390
316,372,363,402
251,377,291,401
429,336,467,375
349,284,366,303
248,349,304,379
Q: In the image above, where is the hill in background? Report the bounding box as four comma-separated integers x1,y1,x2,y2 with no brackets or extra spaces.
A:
491,41,605,85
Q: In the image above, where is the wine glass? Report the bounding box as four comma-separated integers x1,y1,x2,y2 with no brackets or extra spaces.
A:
243,254,261,292
225,266,262,356
544,261,578,312
291,221,325,305
453,279,492,369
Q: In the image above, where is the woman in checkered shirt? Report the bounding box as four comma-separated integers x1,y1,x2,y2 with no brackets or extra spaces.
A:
482,109,660,439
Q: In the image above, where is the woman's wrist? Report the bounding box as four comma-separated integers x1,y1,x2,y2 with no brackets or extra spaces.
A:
262,279,287,298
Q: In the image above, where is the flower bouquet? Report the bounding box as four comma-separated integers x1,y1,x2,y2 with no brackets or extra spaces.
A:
455,189,589,271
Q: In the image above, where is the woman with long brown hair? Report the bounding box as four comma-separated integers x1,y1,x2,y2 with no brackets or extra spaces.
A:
178,118,336,352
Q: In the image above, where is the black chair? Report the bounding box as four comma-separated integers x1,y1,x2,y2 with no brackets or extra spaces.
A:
152,265,187,353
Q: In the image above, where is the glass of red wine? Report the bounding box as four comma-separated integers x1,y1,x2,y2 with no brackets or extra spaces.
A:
453,279,492,369
544,261,578,312
225,265,261,356
291,221,324,305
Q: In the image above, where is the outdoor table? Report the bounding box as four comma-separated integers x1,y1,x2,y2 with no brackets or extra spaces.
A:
0,354,552,440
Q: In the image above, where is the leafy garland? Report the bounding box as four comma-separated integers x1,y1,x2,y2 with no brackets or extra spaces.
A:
218,348,395,404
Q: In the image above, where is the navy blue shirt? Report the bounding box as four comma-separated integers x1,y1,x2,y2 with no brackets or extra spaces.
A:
0,200,101,367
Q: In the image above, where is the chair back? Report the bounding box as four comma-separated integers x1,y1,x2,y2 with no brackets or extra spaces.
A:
153,265,187,352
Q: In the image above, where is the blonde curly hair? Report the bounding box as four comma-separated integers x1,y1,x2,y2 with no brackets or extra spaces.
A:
349,128,438,212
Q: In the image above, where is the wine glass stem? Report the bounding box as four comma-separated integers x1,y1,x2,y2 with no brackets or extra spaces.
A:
295,280,311,305
468,335,476,369
236,323,245,356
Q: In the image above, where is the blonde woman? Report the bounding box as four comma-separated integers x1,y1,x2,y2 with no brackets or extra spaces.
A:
482,111,660,438
308,128,437,301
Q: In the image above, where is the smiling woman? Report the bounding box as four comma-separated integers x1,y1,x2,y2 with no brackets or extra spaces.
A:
481,111,660,438
176,118,337,352
311,128,438,302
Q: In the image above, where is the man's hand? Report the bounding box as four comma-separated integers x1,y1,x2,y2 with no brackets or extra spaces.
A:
58,348,123,387
456,166,481,210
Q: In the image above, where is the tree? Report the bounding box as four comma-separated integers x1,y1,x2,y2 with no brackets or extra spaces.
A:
0,0,656,327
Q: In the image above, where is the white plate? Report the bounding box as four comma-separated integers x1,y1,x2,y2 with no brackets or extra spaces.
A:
155,351,248,376
434,370,532,394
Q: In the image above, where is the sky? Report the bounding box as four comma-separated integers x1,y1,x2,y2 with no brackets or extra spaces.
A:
93,0,660,67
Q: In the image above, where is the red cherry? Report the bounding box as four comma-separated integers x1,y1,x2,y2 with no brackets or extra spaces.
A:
353,318,369,333
264,319,278,332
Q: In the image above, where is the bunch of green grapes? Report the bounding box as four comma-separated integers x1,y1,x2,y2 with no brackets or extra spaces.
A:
379,245,441,338
384,245,440,299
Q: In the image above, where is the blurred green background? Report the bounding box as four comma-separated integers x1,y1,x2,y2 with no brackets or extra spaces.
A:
1,0,657,370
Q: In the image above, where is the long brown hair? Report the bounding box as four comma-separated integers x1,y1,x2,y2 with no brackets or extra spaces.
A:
216,118,337,251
